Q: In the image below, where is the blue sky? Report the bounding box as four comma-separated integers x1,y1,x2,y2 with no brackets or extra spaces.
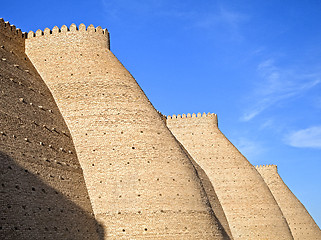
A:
2,0,320,227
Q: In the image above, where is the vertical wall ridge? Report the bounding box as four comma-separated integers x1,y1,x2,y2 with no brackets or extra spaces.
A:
256,165,321,239
25,25,229,239
0,20,103,239
166,112,294,239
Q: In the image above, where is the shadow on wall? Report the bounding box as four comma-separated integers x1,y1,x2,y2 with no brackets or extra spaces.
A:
0,151,105,240
176,141,233,240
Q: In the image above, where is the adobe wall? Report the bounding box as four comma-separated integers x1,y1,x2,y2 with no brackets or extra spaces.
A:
166,113,294,239
177,139,234,240
0,19,102,239
25,24,230,239
256,165,321,239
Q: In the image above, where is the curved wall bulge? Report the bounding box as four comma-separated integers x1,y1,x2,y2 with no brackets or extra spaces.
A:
256,165,321,240
0,19,102,240
25,24,230,239
166,113,294,240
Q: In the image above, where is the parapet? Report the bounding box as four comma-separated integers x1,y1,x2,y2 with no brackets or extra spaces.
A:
0,18,26,51
166,112,218,127
255,164,278,173
26,23,110,50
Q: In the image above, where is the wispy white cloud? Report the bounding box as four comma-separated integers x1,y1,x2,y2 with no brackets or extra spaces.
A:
284,126,321,149
233,137,265,159
241,59,321,121
192,7,247,41
101,0,163,19
101,0,247,40
194,7,246,28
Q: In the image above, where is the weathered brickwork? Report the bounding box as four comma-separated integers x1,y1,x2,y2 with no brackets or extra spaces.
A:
166,113,294,239
1,18,320,240
24,24,230,239
0,19,103,239
256,165,321,239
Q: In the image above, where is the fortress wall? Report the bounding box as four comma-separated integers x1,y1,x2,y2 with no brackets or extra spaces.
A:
256,165,321,239
166,113,294,240
25,24,230,239
0,19,102,239
176,139,234,240
0,18,25,52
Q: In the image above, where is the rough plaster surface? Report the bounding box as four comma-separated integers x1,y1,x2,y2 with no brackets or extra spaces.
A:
25,24,229,239
256,165,321,240
0,19,102,240
1,18,320,240
166,113,294,239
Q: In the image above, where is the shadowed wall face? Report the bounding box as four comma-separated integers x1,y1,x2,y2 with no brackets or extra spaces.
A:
256,165,321,240
0,19,103,240
25,24,230,239
166,113,294,240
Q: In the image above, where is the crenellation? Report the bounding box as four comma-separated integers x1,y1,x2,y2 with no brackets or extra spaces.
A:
1,17,320,240
26,23,108,39
257,164,321,239
0,19,25,39
35,29,43,37
61,25,68,32
166,112,294,239
166,112,218,127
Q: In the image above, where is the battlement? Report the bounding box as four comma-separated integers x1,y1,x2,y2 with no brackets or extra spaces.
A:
166,112,217,119
26,23,110,50
255,164,278,172
166,112,218,127
0,18,26,39
0,18,26,51
27,23,108,38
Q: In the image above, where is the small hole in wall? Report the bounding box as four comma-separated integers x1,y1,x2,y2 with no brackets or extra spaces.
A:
122,229,125,232
71,73,73,76
132,147,135,149
121,131,123,134
92,164,95,166
144,228,148,231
